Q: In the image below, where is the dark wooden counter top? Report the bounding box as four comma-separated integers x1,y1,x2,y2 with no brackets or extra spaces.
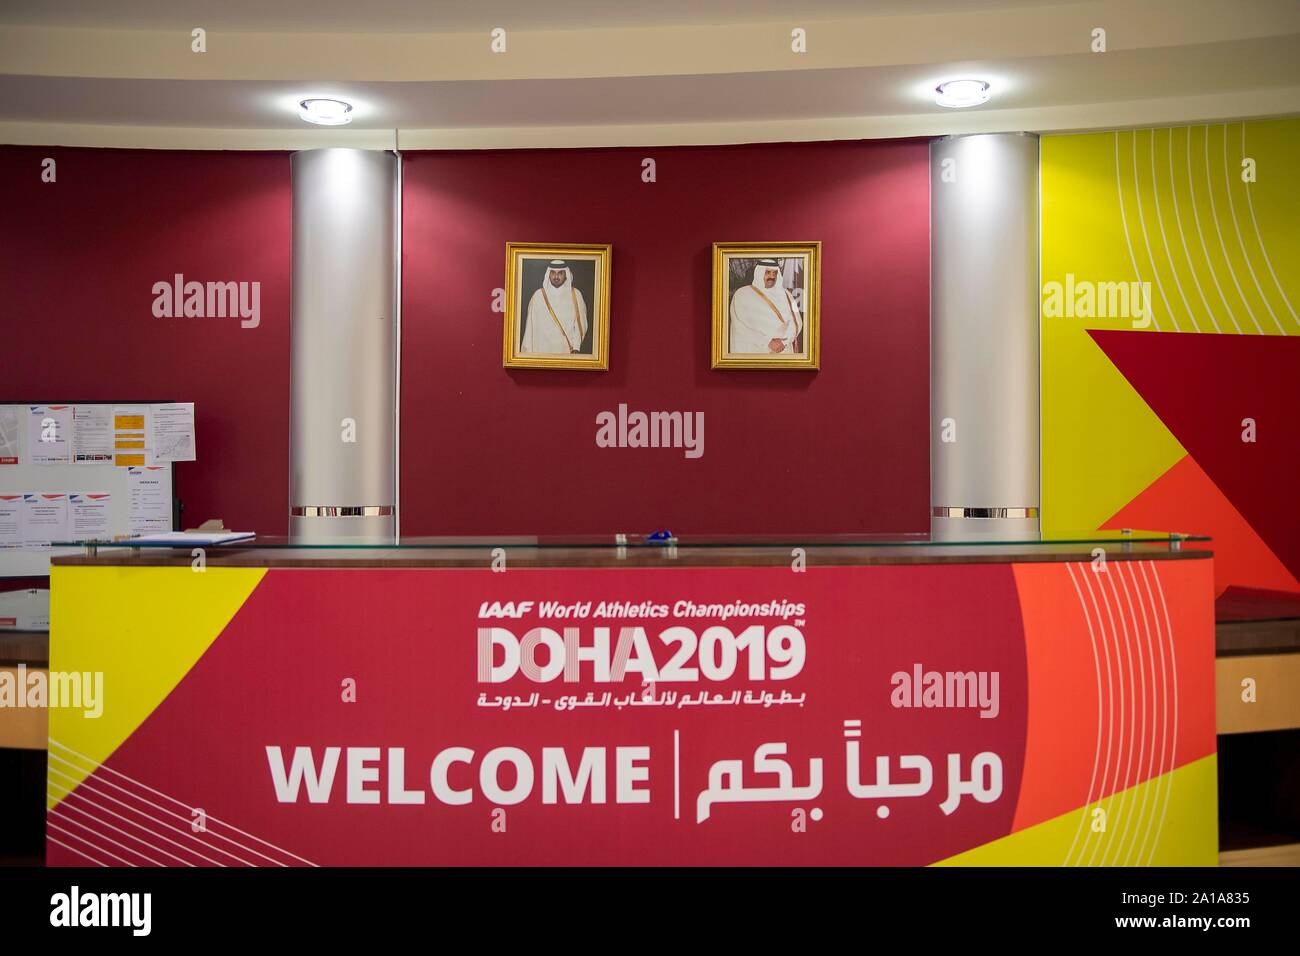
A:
0,630,48,667
51,541,1212,569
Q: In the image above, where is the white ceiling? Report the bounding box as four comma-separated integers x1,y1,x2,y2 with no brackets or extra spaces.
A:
0,0,1296,149
3,39,1295,129
0,0,1088,32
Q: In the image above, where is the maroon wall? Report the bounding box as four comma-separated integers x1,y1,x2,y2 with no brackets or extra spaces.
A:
0,146,291,536
1,138,930,547
401,140,931,535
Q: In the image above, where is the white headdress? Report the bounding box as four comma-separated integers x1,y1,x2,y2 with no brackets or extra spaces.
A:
544,259,573,296
751,258,783,289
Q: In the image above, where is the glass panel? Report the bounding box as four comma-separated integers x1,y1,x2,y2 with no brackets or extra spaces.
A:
49,531,1211,551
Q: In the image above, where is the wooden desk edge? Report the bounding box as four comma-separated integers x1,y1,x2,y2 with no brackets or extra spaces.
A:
50,546,1214,570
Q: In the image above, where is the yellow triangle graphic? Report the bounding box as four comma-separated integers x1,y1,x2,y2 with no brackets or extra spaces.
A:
46,565,266,809
932,754,1218,866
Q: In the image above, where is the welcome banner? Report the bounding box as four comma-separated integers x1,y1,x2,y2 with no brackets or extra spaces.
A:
47,559,1215,866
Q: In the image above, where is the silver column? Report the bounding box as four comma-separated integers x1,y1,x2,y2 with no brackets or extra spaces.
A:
290,149,398,542
930,133,1040,541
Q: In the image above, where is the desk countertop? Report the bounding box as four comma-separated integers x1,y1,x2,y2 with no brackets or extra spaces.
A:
0,630,48,667
51,540,1211,570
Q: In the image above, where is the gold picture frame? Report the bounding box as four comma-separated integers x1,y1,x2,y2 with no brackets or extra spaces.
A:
711,241,820,370
503,242,612,370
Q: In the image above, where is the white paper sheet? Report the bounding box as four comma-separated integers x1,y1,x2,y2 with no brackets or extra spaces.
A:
0,494,21,548
69,492,112,538
22,492,69,547
27,405,72,465
152,402,196,462
113,405,152,467
72,404,115,464
127,466,170,533
0,407,19,465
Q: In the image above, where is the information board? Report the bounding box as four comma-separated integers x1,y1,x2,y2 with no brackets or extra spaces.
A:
0,404,175,578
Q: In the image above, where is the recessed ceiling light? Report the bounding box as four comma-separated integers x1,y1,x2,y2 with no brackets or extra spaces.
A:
298,98,354,126
934,79,991,109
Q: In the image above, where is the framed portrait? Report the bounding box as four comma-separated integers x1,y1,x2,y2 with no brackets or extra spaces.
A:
711,241,820,369
503,242,612,370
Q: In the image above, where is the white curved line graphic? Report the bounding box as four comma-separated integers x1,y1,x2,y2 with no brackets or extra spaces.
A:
1115,131,1162,330
47,765,234,866
47,774,215,866
51,796,194,866
50,738,315,866
1165,127,1220,332
1241,123,1299,329
1063,562,1107,867
1123,561,1164,868
47,820,137,867
1145,561,1180,866
1223,123,1285,334
1186,125,1243,333
1133,561,1172,866
1131,129,1180,330
1076,564,1117,866
1150,128,1199,331
47,835,108,866
1109,561,1149,867
1204,125,1264,333
1081,563,1122,867
47,806,165,866
1098,563,1139,866
1096,561,1130,868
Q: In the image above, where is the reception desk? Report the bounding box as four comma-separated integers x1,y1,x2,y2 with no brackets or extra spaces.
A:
45,535,1216,866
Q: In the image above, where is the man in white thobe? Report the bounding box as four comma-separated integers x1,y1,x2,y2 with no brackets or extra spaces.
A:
521,259,589,354
728,258,803,355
